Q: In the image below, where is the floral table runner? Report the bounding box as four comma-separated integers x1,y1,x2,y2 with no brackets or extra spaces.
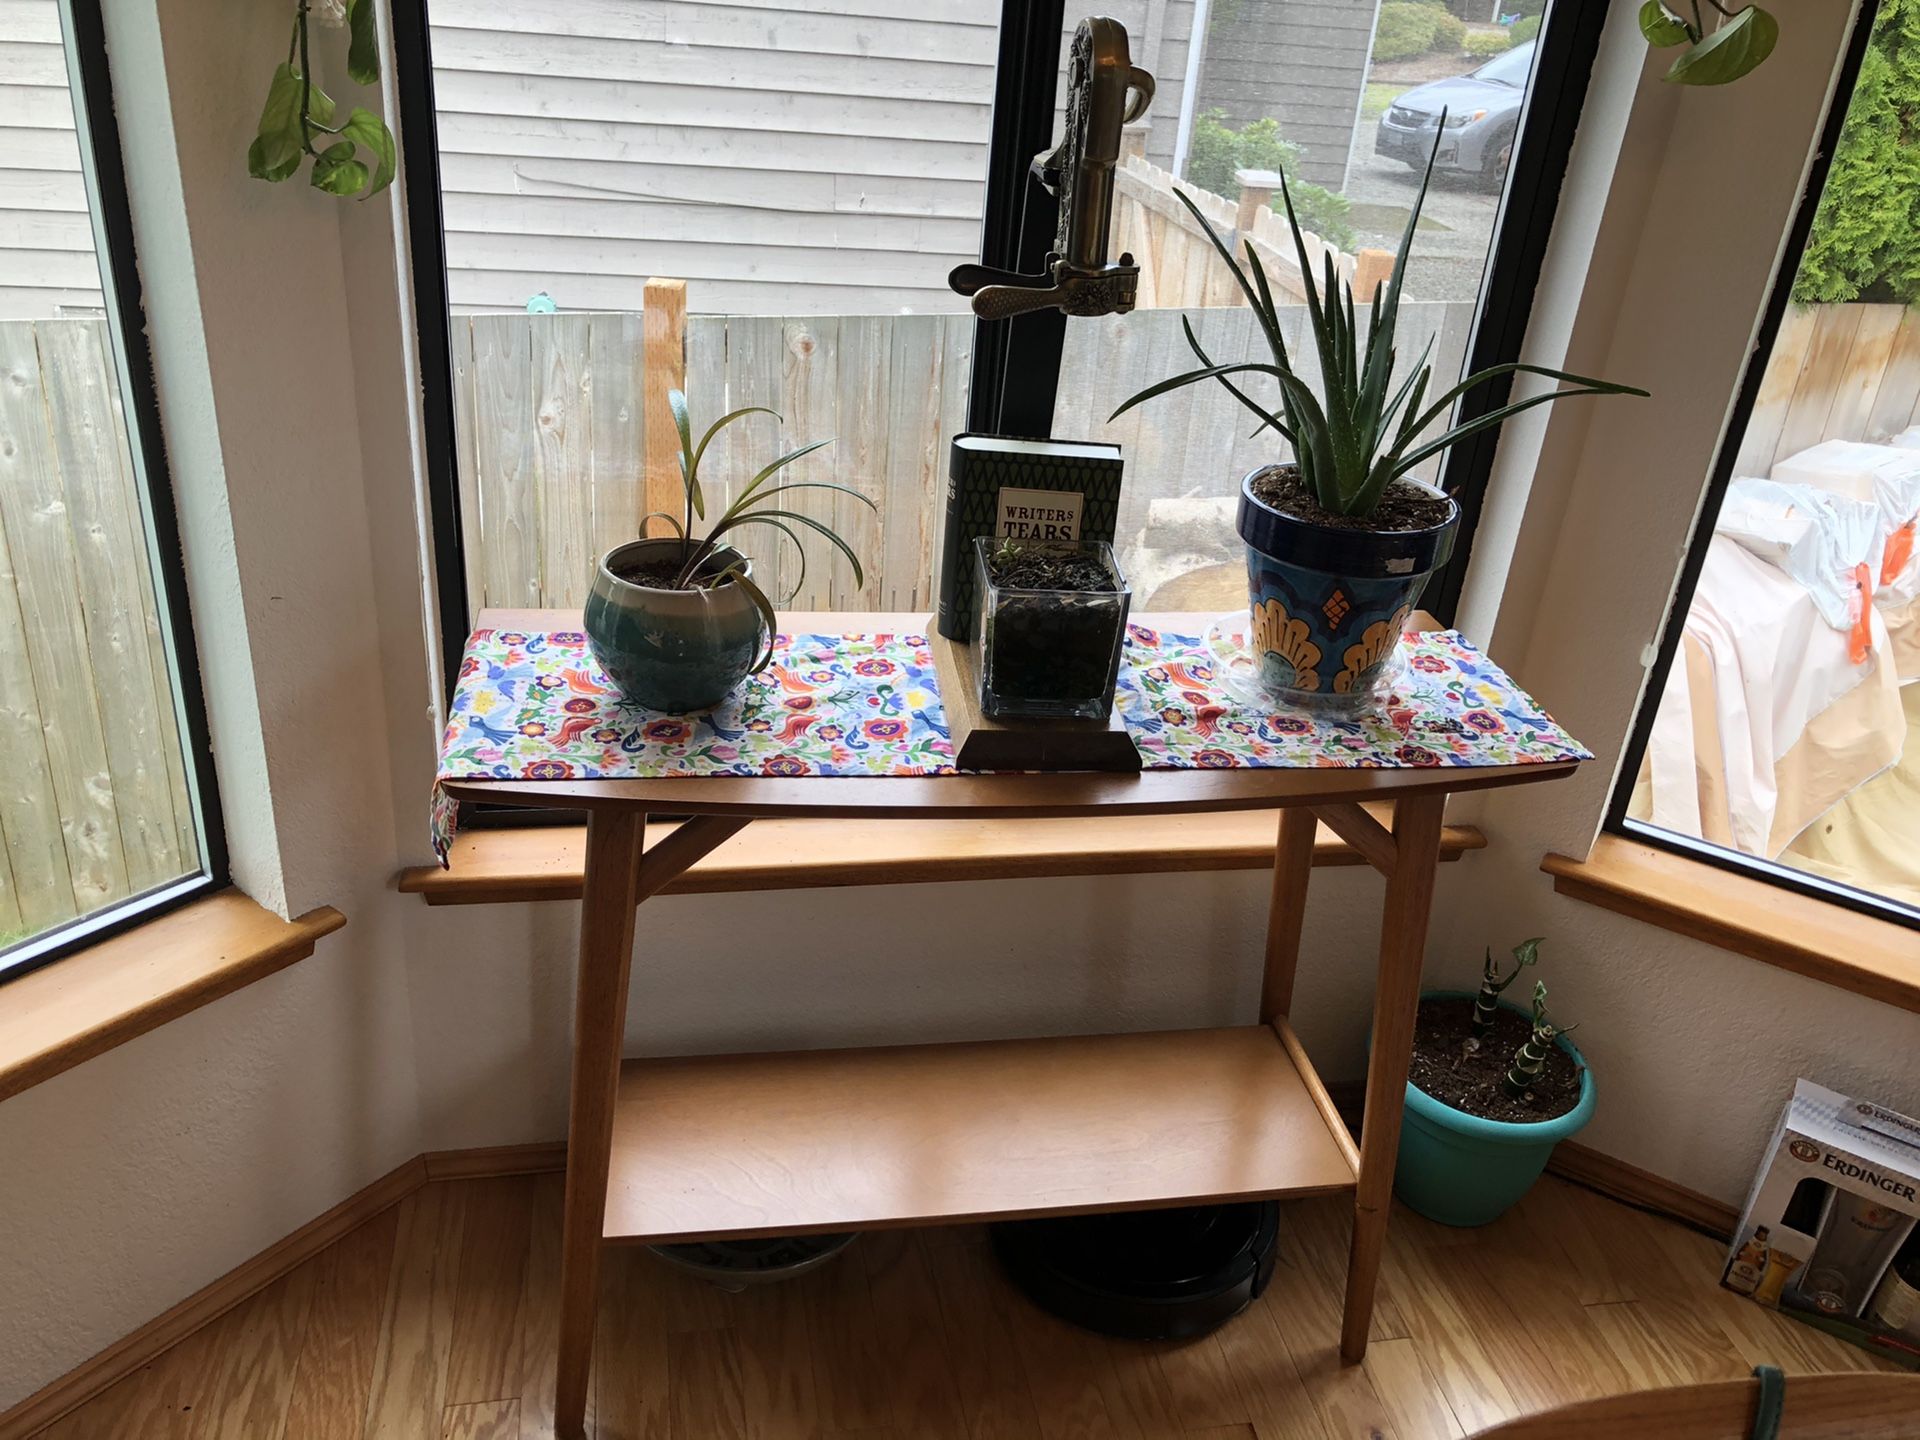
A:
431,624,1588,861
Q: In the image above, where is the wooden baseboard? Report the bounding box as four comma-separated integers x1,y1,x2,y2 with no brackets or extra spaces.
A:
1546,1139,1740,1238
0,1142,561,1439
422,1140,567,1180
1327,1079,1738,1239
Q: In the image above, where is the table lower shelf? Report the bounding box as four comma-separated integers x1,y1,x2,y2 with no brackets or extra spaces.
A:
603,1022,1358,1243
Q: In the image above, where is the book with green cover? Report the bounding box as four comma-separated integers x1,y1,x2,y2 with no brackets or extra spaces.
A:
935,434,1125,641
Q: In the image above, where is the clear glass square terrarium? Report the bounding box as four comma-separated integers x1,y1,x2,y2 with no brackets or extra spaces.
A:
973,537,1132,721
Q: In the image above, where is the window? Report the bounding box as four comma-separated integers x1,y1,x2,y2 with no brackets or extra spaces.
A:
1051,1,1591,612
0,0,223,978
1615,0,1920,928
398,0,1595,678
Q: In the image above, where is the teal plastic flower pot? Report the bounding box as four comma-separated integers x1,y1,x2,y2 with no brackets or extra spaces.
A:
1390,989,1595,1227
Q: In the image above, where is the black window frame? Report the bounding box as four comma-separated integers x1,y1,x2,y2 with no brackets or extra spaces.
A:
393,0,1604,808
1606,0,1918,933
0,0,229,984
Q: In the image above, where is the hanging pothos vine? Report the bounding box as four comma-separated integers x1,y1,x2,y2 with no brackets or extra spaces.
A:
1640,1,1780,86
249,0,396,199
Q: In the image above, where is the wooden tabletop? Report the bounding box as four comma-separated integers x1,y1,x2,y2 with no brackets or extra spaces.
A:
448,608,1580,819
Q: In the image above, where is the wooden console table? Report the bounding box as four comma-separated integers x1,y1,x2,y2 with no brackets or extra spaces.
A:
440,612,1578,1438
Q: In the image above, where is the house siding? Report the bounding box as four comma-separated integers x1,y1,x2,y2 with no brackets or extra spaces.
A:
1,0,1203,319
0,0,103,320
1192,0,1381,190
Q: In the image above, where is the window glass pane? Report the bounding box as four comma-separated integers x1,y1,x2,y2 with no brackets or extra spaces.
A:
432,2,1297,620
1625,1,1920,918
434,0,1021,618
1053,1,1547,609
0,2,211,967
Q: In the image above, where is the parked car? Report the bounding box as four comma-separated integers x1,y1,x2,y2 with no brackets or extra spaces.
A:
1374,40,1535,189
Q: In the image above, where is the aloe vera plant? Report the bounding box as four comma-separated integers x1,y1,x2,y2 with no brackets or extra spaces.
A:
638,389,874,672
1112,117,1647,520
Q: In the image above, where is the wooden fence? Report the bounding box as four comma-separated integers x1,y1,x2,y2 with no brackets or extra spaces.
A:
1113,152,1361,310
0,319,195,942
451,295,1474,615
1736,302,1920,476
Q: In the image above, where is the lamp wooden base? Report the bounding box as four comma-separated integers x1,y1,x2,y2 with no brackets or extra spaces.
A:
929,628,1142,773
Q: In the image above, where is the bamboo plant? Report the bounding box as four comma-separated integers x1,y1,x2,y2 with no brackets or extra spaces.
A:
1111,116,1646,519
1473,937,1542,1039
1504,981,1577,1099
638,390,874,673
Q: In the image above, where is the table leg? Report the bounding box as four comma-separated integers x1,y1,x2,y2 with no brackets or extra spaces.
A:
555,809,648,1438
1341,791,1445,1364
1260,807,1320,1023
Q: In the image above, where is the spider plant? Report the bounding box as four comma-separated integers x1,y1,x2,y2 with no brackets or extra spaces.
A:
1111,115,1647,520
638,389,874,672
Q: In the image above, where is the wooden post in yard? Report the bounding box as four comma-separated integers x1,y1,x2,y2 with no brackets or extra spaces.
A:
1354,249,1395,303
1233,167,1282,235
641,277,687,531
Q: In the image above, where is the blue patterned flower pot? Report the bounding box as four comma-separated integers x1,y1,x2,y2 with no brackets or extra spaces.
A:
584,538,764,713
1236,468,1459,712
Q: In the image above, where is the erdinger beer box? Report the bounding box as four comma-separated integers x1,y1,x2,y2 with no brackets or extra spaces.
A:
1721,1080,1920,1368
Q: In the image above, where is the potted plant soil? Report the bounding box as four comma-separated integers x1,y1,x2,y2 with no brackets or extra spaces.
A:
1392,940,1595,1226
1112,117,1645,710
584,389,873,712
973,537,1132,720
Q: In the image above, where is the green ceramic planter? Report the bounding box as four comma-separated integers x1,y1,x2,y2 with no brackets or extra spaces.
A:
583,538,764,713
1391,989,1595,1227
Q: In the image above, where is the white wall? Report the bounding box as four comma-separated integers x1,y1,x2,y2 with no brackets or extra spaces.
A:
1436,0,1920,1204
4,0,1920,1416
0,0,426,1405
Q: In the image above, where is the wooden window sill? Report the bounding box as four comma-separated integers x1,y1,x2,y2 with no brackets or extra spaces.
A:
0,891,346,1103
1543,835,1920,1014
398,807,1487,905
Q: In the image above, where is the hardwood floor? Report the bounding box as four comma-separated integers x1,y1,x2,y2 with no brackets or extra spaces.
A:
37,1173,1899,1439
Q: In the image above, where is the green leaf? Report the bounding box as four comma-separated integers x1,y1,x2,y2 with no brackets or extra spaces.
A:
346,0,380,85
737,507,865,590
1110,361,1290,422
740,516,808,603
248,63,309,182
339,107,395,196
692,405,780,488
1665,5,1778,86
736,437,837,507
1391,379,1645,478
639,510,685,539
1639,1,1693,46
737,479,875,513
310,150,369,196
1170,188,1278,353
1182,315,1290,441
667,390,700,519
1402,360,1648,452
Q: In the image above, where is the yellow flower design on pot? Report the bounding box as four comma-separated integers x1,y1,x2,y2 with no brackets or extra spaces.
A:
1334,606,1411,694
1253,597,1321,692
